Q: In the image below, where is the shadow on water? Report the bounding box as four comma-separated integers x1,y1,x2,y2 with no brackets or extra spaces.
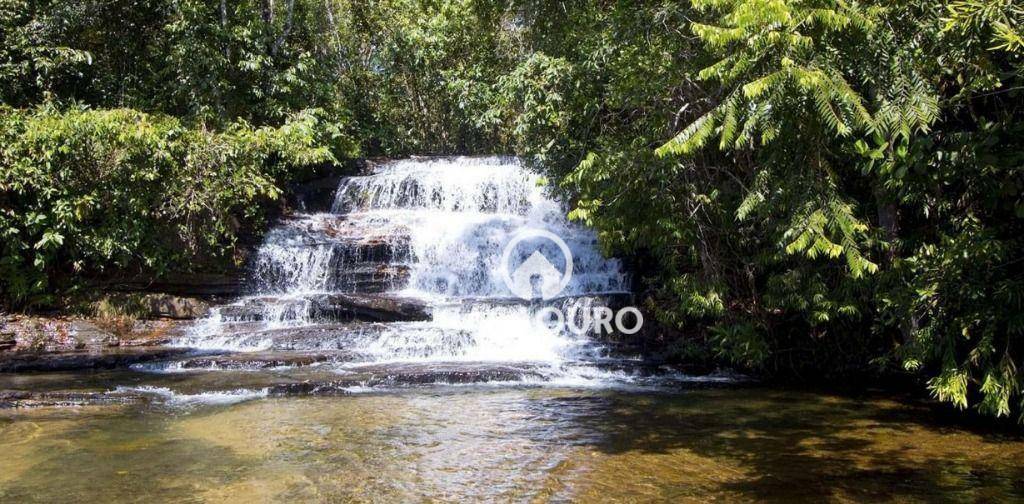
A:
520,387,1024,502
2,385,1023,502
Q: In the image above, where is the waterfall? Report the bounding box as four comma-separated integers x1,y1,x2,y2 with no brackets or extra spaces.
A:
169,156,663,386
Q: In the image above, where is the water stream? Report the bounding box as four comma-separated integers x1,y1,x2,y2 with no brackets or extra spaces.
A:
151,156,685,392
2,387,1022,502
3,157,1023,501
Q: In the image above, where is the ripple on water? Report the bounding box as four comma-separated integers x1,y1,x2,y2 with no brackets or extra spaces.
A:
1,388,1023,502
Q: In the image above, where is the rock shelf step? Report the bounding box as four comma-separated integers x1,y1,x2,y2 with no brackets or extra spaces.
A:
215,293,431,323
170,351,359,370
0,347,193,373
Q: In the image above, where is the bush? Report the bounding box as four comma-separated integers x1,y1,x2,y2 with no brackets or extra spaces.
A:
0,106,350,308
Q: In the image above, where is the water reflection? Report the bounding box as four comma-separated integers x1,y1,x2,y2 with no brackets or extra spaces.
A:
1,388,1022,502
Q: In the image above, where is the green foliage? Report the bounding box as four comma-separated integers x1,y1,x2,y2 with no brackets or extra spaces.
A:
493,0,1024,421
326,0,517,154
0,0,366,308
0,106,341,306
494,53,576,161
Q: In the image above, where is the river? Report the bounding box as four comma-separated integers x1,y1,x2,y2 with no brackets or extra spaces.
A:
1,385,1022,501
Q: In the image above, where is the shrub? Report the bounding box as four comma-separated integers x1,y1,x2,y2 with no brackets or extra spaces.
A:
0,106,349,308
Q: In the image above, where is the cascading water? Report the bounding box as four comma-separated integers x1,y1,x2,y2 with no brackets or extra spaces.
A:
147,156,714,391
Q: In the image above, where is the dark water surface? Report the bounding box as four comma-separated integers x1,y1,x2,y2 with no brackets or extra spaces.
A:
2,385,1022,502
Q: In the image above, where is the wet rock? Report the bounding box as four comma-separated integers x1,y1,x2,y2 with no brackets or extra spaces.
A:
0,347,193,373
0,390,147,408
264,324,376,351
141,294,210,319
350,239,411,263
331,264,410,294
215,294,430,324
216,297,302,322
170,322,384,352
214,302,258,322
311,293,431,322
267,363,545,396
176,351,352,370
367,366,541,386
122,320,189,346
218,323,382,352
268,381,355,396
67,320,118,348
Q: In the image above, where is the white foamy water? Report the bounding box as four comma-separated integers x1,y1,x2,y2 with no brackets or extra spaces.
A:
113,386,269,405
172,156,656,385
332,156,538,214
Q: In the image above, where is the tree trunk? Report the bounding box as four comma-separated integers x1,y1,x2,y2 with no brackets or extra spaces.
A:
272,0,296,55
220,0,230,59
874,185,914,343
876,195,899,264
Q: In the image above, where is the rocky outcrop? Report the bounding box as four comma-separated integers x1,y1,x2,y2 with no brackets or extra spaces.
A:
175,351,349,370
140,294,211,319
1,317,112,352
266,363,546,396
67,320,120,347
0,315,191,372
1,316,186,350
0,346,192,372
216,294,430,323
310,293,431,322
0,390,147,408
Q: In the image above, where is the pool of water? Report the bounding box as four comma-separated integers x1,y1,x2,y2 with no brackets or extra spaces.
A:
2,385,1021,502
